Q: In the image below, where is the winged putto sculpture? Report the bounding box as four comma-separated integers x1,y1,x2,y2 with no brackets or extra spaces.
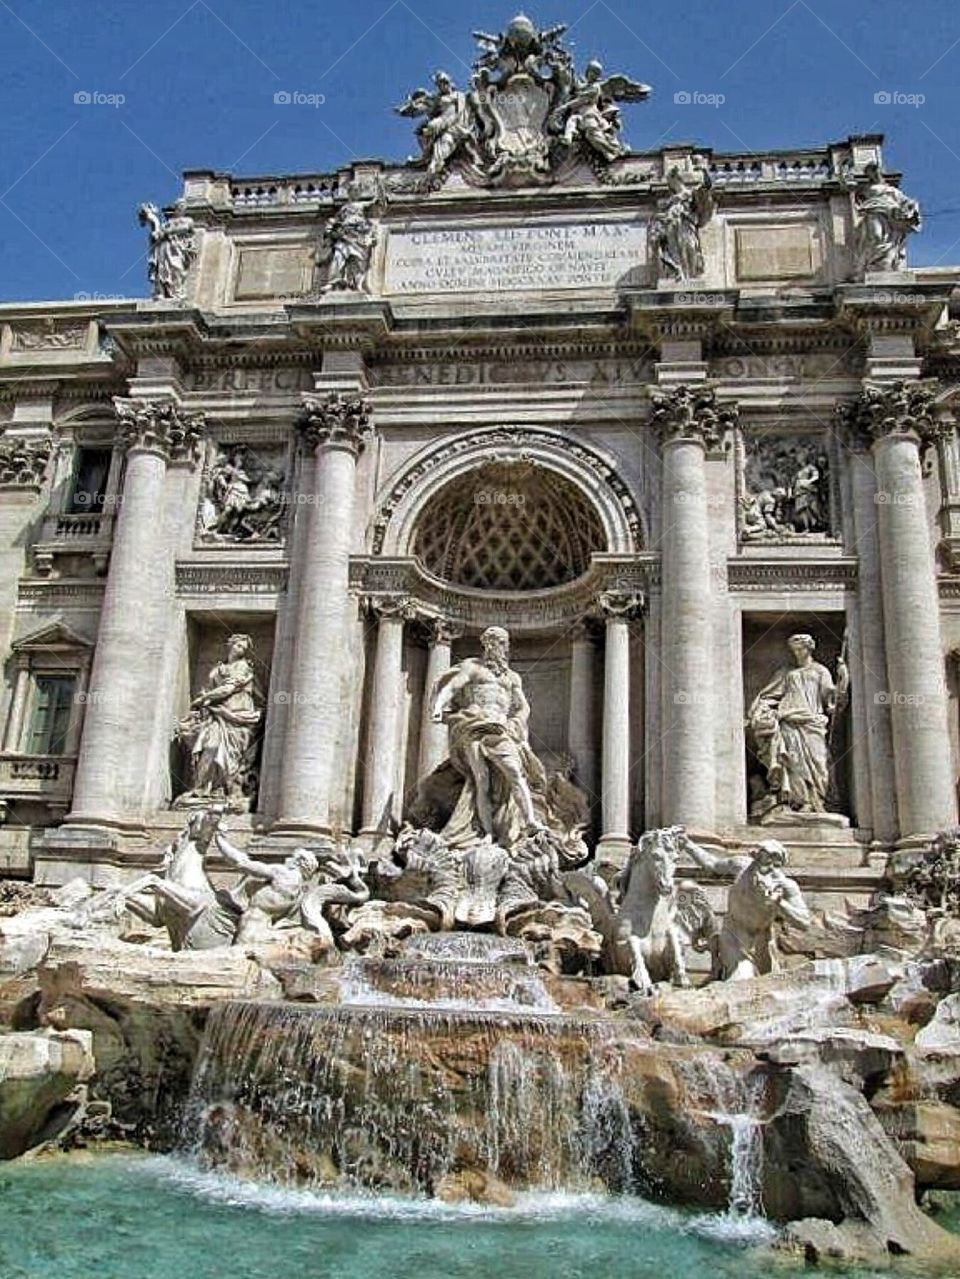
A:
394,13,651,187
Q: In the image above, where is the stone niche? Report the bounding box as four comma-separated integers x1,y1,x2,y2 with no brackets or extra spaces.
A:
742,612,851,824
170,614,275,810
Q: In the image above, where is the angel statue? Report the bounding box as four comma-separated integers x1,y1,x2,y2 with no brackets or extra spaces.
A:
549,60,651,162
395,71,480,176
139,202,198,301
650,164,715,281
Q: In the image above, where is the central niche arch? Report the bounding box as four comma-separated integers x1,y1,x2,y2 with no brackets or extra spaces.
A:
372,427,644,569
413,462,606,590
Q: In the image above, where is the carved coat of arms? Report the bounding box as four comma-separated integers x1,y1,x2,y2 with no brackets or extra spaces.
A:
395,13,651,187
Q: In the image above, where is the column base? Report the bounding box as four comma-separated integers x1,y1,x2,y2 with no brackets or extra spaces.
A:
355,828,398,859
35,820,154,888
595,833,632,871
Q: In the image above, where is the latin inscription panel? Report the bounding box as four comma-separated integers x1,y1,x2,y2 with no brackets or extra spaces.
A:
383,219,647,294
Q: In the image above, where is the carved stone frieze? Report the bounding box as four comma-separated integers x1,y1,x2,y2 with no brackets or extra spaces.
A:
113,397,206,461
297,391,374,455
0,433,54,487
727,558,858,592
10,321,89,352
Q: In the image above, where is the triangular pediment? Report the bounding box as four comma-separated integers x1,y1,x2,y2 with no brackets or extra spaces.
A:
11,617,94,653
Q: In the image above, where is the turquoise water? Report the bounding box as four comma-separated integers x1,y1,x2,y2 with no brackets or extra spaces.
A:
0,1153,885,1279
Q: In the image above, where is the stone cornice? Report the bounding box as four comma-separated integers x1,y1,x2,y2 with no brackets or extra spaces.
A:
367,335,651,365
727,557,859,592
174,561,288,596
650,384,740,448
297,390,374,455
351,555,655,633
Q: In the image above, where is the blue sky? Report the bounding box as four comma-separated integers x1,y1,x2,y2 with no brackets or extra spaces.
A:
1,0,959,301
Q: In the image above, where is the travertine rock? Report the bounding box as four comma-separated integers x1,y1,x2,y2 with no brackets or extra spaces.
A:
0,1028,94,1158
36,935,279,1143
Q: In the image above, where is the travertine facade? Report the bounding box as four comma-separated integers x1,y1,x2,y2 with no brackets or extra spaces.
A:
1,20,959,928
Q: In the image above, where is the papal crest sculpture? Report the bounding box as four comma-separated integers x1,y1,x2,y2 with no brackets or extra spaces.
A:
395,13,650,187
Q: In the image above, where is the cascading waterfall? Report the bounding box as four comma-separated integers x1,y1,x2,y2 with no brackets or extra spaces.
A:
185,1001,634,1194
181,934,770,1211
707,1073,767,1219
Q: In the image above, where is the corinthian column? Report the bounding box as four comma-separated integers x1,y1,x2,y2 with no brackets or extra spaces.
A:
598,589,644,865
69,398,205,826
651,384,738,834
567,622,597,797
842,381,957,841
418,616,458,780
361,595,418,840
277,391,373,833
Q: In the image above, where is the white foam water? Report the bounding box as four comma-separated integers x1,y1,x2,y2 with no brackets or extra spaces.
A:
146,1154,776,1245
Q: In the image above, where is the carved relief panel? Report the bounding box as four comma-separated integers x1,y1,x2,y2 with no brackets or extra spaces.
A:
736,428,838,544
195,440,290,546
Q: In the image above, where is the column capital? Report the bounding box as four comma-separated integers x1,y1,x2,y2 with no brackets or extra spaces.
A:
112,396,205,462
597,589,645,621
423,615,461,645
362,592,421,623
650,384,739,450
837,379,945,454
298,390,373,455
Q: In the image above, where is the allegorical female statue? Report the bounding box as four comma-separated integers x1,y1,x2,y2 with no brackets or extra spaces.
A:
650,165,714,281
138,201,198,301
746,633,848,819
175,633,263,811
317,202,377,292
853,162,921,272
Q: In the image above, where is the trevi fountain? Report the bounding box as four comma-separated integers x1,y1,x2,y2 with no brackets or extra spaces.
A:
1,12,960,1277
